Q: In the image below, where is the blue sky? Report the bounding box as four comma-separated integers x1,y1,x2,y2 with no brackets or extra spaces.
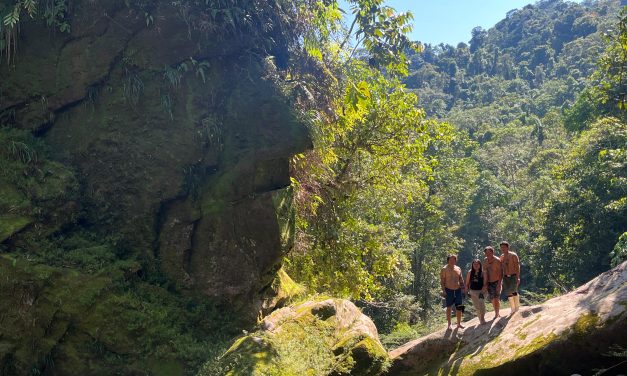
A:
339,0,576,46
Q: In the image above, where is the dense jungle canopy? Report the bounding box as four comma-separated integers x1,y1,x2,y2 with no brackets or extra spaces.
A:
0,0,625,374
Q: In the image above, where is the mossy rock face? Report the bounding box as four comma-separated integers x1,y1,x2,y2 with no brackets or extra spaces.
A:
387,261,627,376
260,267,306,316
0,128,80,244
1,0,310,309
1,0,310,374
203,299,390,376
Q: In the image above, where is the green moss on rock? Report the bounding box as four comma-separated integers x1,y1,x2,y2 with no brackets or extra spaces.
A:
0,214,32,242
572,312,600,336
0,128,80,245
513,332,559,359
261,268,306,315
203,299,389,376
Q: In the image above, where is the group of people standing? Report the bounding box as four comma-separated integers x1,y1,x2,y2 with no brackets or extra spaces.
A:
439,241,521,330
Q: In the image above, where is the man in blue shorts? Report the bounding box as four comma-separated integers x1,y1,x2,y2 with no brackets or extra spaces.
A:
440,254,466,330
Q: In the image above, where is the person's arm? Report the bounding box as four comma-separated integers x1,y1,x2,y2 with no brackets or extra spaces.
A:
440,269,446,296
459,269,465,292
516,254,521,287
482,264,489,293
465,271,471,292
497,260,503,292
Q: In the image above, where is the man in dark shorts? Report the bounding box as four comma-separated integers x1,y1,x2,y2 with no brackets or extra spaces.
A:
483,246,502,319
500,241,521,314
440,254,466,330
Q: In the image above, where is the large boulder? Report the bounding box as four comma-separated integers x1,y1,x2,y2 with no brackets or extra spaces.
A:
387,261,627,375
203,299,389,375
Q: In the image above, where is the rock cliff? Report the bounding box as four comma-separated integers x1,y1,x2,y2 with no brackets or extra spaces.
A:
1,0,309,305
0,1,309,374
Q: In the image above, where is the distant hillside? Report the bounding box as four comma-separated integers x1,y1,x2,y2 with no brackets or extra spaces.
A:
405,0,621,131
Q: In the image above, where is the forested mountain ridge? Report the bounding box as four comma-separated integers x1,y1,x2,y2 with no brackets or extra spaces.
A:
405,0,619,122
279,1,627,350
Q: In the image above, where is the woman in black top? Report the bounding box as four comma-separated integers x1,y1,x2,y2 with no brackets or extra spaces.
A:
465,259,487,324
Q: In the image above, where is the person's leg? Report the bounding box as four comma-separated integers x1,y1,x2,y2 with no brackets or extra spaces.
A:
469,290,482,323
469,290,480,310
445,288,454,329
446,306,452,329
513,278,521,311
504,275,517,314
476,290,486,323
456,308,463,328
488,282,500,318
455,289,464,328
507,294,515,313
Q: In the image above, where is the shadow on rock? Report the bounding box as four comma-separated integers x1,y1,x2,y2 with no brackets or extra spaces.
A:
386,315,512,376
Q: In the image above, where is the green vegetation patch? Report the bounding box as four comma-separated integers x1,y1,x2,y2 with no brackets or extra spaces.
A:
0,127,79,245
262,268,306,313
0,254,237,375
572,312,601,338
0,214,32,242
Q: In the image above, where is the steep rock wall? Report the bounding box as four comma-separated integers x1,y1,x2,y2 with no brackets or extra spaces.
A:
0,0,309,305
0,1,309,374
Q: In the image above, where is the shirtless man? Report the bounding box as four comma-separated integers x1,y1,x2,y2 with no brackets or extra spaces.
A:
500,241,521,314
440,254,466,330
483,246,502,319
